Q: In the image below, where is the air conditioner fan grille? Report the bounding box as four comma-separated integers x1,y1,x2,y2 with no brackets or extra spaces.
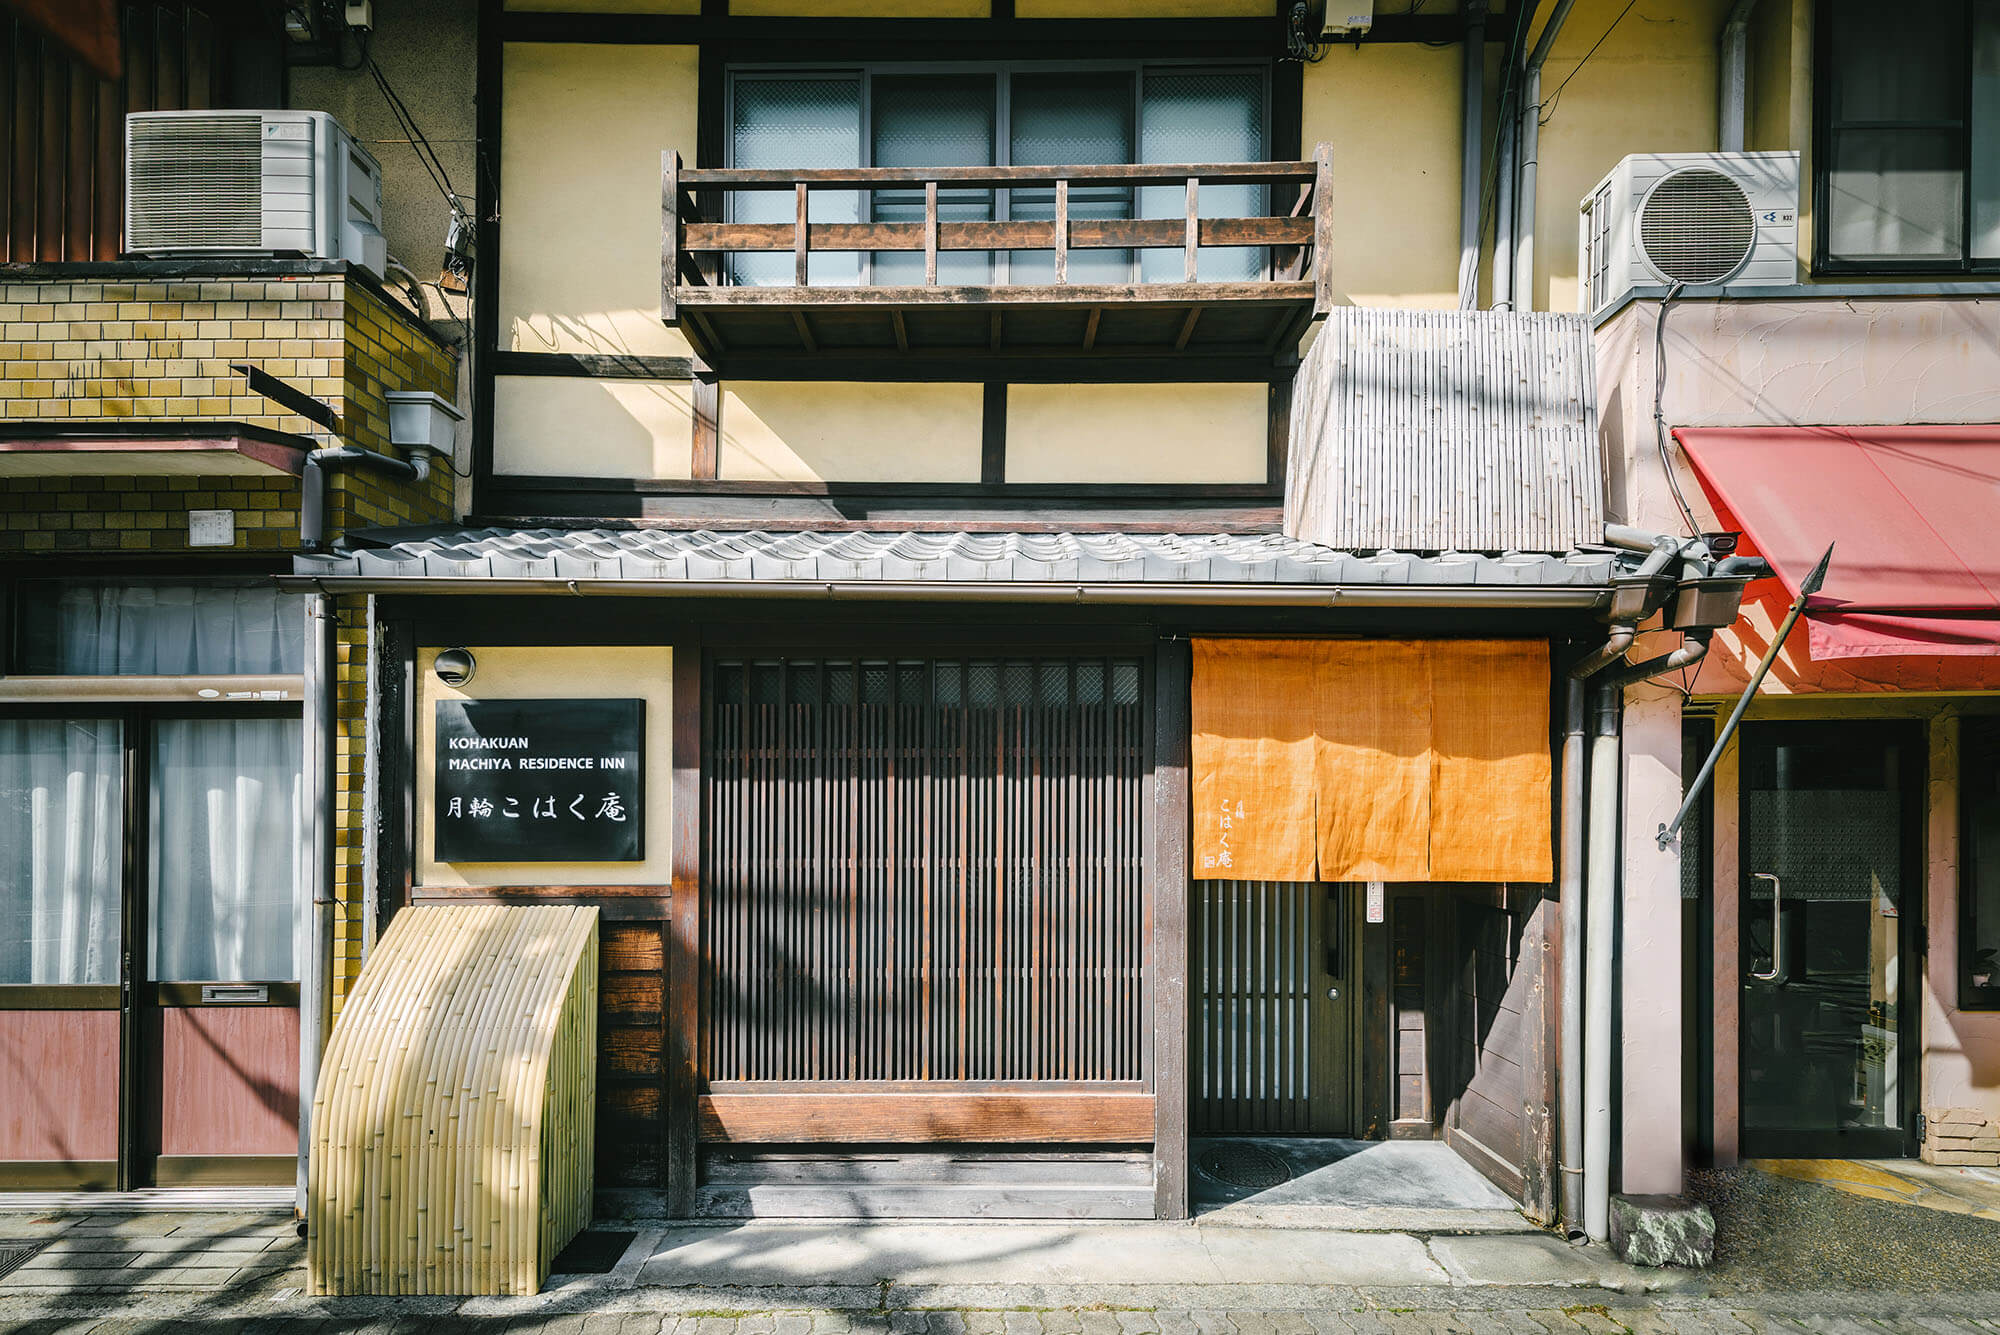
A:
127,114,263,249
1638,168,1756,285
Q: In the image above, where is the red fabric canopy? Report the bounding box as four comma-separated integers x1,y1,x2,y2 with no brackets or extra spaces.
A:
1676,425,2000,659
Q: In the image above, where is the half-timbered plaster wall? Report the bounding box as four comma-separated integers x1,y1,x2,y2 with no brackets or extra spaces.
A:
415,645,676,889
1006,382,1267,484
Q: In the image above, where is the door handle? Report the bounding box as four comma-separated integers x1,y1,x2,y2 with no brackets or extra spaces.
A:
1750,872,1782,982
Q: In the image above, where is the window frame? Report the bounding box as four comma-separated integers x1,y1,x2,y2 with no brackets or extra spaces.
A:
1812,0,1999,276
1959,714,2000,1011
723,57,1275,288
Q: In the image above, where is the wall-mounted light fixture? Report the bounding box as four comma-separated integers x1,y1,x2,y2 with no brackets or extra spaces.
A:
434,648,477,688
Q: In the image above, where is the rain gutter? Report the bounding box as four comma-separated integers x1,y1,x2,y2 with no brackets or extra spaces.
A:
272,575,1614,610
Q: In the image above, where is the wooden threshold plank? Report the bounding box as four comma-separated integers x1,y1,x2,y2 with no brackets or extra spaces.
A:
698,1092,1156,1144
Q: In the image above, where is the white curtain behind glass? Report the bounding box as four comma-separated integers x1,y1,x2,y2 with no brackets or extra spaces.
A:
0,719,123,985
150,718,305,983
1139,69,1266,283
29,584,305,675
731,76,863,287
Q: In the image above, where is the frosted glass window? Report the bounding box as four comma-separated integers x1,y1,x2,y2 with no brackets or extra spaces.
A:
0,719,123,985
15,582,304,676
1009,72,1136,285
1140,70,1266,282
1820,0,1998,270
873,75,996,285
149,717,305,983
730,76,863,286
1975,4,2000,259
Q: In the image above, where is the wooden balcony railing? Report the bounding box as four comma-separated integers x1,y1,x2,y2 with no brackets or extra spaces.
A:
660,149,1332,375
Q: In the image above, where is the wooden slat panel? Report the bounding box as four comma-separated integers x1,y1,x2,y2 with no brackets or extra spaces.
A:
701,653,1148,1113
1192,880,1319,1134
698,1092,1154,1143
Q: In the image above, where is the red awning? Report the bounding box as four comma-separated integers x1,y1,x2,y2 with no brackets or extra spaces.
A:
1675,425,2000,659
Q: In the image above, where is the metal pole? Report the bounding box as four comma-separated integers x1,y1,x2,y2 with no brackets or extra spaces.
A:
1656,545,1833,850
1459,1,1488,309
296,591,335,1221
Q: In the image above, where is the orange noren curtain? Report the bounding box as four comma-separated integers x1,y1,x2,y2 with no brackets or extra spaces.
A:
1191,637,1552,883
1315,640,1432,882
1190,638,1318,881
1427,639,1553,882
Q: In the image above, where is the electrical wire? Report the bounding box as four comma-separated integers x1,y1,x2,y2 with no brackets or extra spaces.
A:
1653,280,1703,536
367,54,467,226
1538,0,1640,125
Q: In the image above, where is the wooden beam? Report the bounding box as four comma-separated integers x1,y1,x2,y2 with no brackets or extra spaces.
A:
790,310,817,354
1172,307,1202,352
681,216,1315,255
891,309,909,354
924,181,939,285
1082,307,1102,352
1054,178,1069,284
691,375,719,479
1151,637,1192,1220
678,281,1316,309
1311,141,1337,319
981,382,1006,486
661,151,680,325
665,638,703,1215
1183,176,1200,282
793,181,809,285
697,1092,1156,1143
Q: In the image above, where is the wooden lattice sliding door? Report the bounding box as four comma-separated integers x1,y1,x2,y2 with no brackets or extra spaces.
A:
699,652,1154,1144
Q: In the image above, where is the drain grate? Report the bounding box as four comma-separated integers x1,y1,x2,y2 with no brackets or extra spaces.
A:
0,1241,47,1281
550,1229,636,1275
1195,1143,1292,1190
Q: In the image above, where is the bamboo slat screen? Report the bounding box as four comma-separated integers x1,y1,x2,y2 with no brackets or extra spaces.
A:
2,2,224,261
1193,880,1322,1134
308,905,598,1297
703,654,1150,1088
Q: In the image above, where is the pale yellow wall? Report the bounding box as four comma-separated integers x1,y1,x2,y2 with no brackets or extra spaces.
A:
417,646,675,889
1005,382,1265,484
493,376,695,479
720,382,984,482
1017,0,1274,13
1302,43,1463,309
734,0,988,14
499,43,699,359
505,0,698,10
1528,0,1733,313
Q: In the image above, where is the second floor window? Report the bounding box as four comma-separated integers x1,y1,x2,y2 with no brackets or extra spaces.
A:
727,63,1269,287
1817,0,1999,273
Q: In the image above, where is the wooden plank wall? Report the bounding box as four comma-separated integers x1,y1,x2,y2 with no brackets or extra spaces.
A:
701,653,1151,1140
599,917,669,1189
1,2,225,262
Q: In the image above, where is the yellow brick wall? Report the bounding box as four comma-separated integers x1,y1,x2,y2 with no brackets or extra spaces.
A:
0,473,301,554
332,592,370,1016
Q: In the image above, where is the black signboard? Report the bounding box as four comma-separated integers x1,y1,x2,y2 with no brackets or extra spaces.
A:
434,698,644,863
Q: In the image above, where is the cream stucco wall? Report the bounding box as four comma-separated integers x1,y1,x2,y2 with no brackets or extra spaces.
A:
1301,43,1464,309
493,375,696,479
1016,0,1274,13
734,0,988,13
720,382,984,482
1005,382,1267,484
1526,0,1733,313
417,646,675,888
499,43,699,359
505,0,698,10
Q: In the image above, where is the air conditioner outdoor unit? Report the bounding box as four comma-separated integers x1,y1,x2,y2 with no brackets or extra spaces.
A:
125,109,387,281
1578,151,1798,320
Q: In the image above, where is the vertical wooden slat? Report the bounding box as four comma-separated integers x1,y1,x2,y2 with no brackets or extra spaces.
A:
34,35,62,260
152,2,180,111
183,3,211,109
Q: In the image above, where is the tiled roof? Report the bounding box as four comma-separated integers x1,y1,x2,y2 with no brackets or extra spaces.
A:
295,528,1618,586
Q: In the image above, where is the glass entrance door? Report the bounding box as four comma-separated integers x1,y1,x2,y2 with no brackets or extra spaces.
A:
1737,721,1922,1159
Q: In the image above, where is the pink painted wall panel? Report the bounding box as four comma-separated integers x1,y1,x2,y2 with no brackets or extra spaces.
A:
0,1010,120,1161
156,1006,300,1157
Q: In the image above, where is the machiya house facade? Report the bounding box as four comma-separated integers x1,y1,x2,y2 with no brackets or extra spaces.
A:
3,0,1999,1264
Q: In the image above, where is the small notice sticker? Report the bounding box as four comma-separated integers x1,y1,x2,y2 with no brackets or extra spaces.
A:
1366,880,1386,924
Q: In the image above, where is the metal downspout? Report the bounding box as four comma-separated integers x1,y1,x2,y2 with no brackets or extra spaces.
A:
1582,673,1620,1243
1513,0,1577,310
296,591,336,1222
1719,0,1762,153
1556,676,1588,1234
1459,0,1488,309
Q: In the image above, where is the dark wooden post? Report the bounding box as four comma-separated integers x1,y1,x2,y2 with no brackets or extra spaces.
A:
661,151,680,326
1152,637,1191,1220
1312,142,1336,319
665,634,703,1217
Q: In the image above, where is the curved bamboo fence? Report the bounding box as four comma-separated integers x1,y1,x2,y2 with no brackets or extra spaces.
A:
308,904,599,1296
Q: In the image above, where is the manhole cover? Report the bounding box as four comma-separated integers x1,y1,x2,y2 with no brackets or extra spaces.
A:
0,1242,47,1282
550,1229,636,1275
1195,1143,1291,1190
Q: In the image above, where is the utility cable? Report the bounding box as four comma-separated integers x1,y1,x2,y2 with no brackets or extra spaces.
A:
1539,0,1640,125
1654,280,1702,535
